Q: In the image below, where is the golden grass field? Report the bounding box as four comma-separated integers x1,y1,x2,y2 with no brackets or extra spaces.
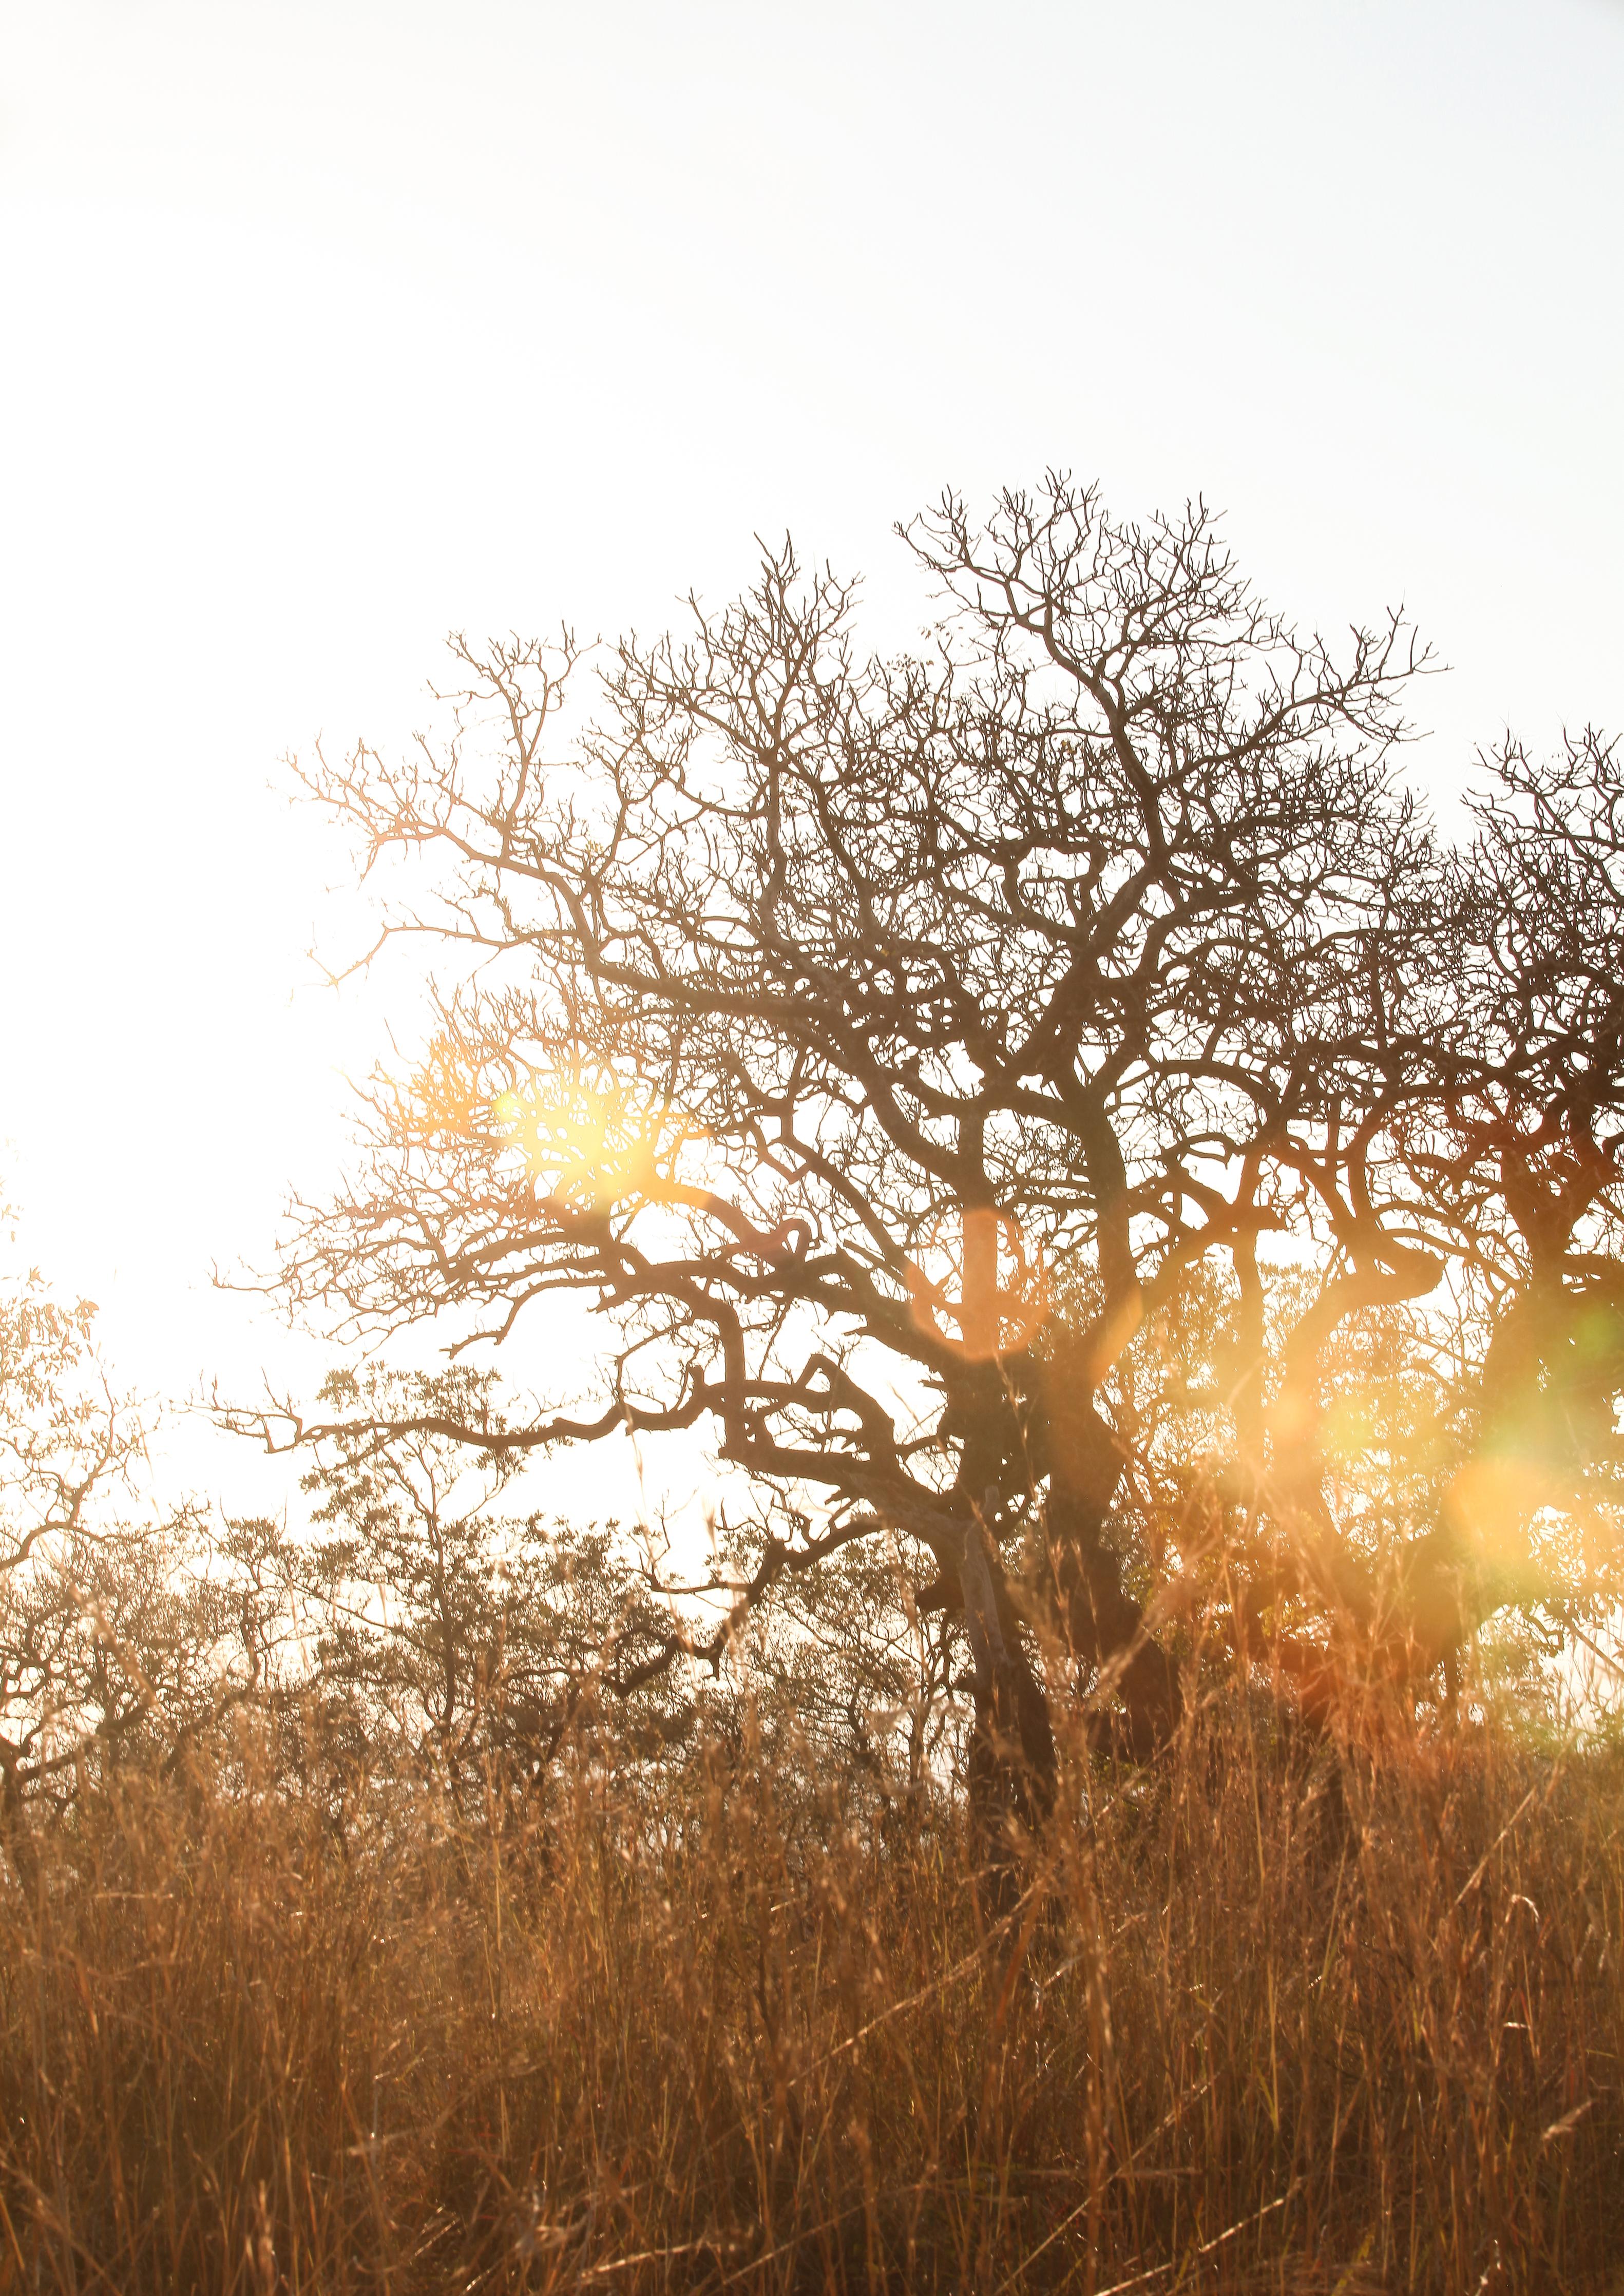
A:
2,1692,1618,2294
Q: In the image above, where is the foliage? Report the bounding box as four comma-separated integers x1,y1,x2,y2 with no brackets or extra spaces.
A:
0,1213,211,1818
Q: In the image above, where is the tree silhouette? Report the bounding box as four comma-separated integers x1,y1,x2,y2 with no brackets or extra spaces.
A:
259,479,1624,1847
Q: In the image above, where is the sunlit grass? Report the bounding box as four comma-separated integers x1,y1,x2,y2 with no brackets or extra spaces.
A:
1,1690,1618,2292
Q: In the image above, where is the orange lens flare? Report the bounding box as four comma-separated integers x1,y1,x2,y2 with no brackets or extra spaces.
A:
1444,1452,1551,1565
906,1206,1047,1361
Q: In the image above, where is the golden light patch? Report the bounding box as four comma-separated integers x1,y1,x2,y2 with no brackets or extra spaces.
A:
1268,1389,1317,1447
1444,1453,1550,1564
493,1078,691,1212
1321,1391,1380,1465
905,1206,1047,1361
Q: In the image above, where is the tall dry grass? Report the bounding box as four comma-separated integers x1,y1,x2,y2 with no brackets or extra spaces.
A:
0,1695,1619,2294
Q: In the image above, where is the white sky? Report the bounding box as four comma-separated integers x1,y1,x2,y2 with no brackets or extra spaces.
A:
2,0,1622,1523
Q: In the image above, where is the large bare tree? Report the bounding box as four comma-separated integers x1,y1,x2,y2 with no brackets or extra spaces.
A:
258,479,1624,1842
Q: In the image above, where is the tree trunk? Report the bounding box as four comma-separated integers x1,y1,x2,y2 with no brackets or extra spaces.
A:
1040,1366,1182,1755
956,1496,1054,1900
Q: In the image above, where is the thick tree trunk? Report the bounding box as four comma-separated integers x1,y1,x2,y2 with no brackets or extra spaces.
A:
1040,1365,1182,1755
955,1496,1055,1896
0,1753,40,1900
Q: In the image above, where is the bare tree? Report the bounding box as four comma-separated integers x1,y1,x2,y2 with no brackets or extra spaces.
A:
1398,732,1624,1663
255,477,1624,1849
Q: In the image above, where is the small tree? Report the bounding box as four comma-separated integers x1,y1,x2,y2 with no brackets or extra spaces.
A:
238,1366,695,1801
261,479,1624,1848
0,1216,215,1845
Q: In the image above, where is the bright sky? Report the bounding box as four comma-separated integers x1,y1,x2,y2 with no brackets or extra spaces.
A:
3,0,1622,1519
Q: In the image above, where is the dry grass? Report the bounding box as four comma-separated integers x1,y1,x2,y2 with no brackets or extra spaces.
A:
0,1698,1619,2294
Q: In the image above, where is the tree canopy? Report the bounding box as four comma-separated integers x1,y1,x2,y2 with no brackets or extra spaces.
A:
259,477,1624,1840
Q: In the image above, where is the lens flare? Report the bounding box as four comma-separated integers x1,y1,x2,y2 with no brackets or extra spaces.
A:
493,1077,704,1213
906,1206,1047,1361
